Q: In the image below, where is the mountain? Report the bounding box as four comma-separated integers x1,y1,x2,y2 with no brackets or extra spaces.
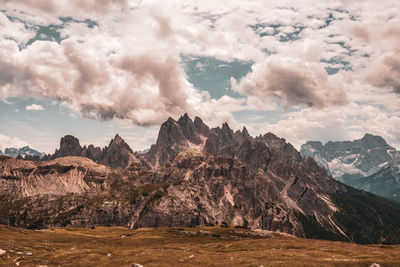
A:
145,114,210,168
102,134,144,169
300,134,400,201
1,115,400,244
340,155,400,201
44,134,146,169
0,146,44,159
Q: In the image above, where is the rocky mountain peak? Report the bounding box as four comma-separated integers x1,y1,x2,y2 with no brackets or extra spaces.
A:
44,134,144,169
156,117,188,147
102,134,137,168
60,135,81,148
241,126,251,140
177,112,190,123
55,135,83,158
194,116,210,136
262,133,302,164
301,134,397,179
177,113,203,145
146,115,213,168
109,134,132,151
361,133,389,148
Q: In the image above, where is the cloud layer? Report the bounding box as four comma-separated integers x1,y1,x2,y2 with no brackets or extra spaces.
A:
0,0,399,149
0,134,27,150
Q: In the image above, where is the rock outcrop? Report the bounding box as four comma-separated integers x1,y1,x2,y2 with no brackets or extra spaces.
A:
0,156,109,198
44,134,146,169
145,114,209,168
54,135,83,158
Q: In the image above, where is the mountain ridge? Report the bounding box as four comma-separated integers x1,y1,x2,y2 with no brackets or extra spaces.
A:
301,134,400,202
1,115,400,244
0,146,44,159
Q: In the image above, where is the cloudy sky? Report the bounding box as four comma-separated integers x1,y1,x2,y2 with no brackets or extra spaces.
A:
0,0,399,153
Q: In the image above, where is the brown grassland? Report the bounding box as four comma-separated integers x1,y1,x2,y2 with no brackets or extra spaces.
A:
0,224,399,266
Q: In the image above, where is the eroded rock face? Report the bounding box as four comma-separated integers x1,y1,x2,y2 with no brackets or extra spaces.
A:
45,134,146,169
102,134,138,168
145,114,209,168
53,135,83,158
0,157,110,198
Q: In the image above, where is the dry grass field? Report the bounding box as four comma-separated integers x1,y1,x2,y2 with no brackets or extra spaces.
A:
0,225,399,266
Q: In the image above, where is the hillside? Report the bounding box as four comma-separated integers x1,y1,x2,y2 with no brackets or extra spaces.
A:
0,225,398,267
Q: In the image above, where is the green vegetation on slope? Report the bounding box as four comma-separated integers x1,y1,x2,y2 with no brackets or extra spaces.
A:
331,187,400,244
296,186,400,245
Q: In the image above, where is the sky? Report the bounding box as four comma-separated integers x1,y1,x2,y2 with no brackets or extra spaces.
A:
0,0,399,153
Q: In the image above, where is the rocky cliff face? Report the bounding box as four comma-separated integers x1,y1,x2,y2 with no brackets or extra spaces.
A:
2,116,400,244
300,134,400,201
53,135,83,158
0,156,109,198
44,134,145,169
145,114,209,168
102,134,139,168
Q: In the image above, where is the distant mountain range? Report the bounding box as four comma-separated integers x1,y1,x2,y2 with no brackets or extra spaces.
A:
0,146,44,159
301,134,400,202
1,114,400,244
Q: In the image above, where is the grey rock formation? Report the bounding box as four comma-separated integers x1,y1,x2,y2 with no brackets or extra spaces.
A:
300,134,396,177
80,144,103,162
102,134,140,168
300,134,400,201
44,134,146,169
1,146,44,159
145,114,209,168
54,135,83,158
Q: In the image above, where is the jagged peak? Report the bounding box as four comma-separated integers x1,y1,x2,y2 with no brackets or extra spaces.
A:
222,122,230,129
166,116,176,123
178,113,195,126
221,122,233,134
178,112,190,121
108,133,129,148
242,126,251,139
194,116,203,124
112,133,124,142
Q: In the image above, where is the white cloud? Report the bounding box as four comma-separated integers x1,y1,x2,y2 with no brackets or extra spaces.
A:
26,104,44,111
0,0,399,149
0,134,28,150
252,104,400,150
232,57,348,109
